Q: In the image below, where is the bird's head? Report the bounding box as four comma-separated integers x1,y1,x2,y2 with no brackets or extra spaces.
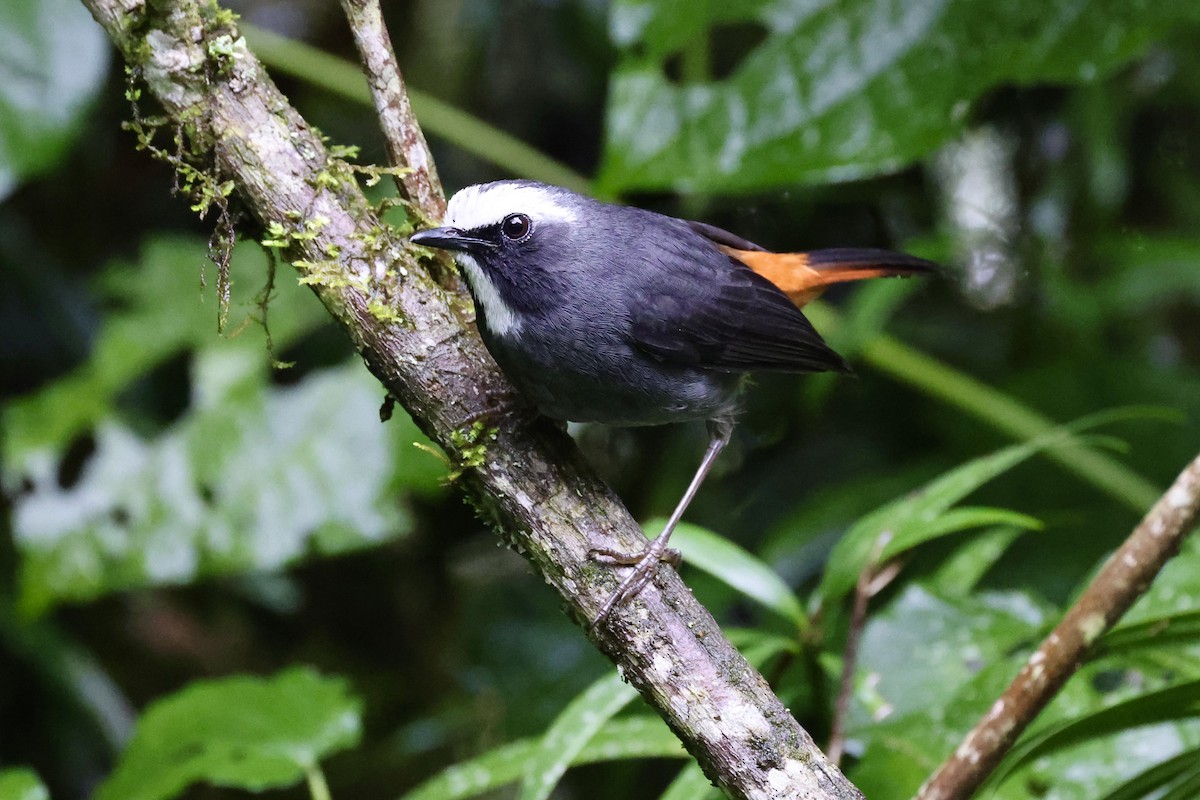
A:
410,180,590,335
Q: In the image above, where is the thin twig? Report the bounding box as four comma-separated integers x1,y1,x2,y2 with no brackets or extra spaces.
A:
916,452,1200,800
828,533,900,766
339,0,445,221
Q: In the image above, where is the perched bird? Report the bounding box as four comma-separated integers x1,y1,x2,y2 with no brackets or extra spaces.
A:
410,180,935,628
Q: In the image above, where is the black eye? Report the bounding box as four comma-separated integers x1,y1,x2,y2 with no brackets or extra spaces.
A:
501,213,532,241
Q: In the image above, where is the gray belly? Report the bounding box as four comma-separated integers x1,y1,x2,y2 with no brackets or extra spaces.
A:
481,325,740,426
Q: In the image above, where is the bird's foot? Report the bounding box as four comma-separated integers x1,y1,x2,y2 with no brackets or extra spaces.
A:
588,543,681,632
461,391,539,430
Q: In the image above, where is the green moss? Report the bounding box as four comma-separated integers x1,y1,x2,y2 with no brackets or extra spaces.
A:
203,3,241,29
366,297,404,324
205,33,247,71
446,420,499,480
295,259,367,291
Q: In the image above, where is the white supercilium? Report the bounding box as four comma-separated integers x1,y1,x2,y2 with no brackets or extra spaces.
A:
445,182,578,232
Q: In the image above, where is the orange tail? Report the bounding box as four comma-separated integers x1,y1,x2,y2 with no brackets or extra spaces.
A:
724,247,937,307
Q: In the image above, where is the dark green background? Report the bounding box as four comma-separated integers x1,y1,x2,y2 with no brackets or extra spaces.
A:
2,1,1199,798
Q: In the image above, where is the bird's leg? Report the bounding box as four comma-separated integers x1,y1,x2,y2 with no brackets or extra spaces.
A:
589,418,733,630
460,390,541,430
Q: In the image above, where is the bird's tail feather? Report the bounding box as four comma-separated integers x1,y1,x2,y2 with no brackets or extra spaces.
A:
723,247,937,307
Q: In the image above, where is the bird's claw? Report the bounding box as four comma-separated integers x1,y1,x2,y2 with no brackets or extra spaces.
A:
588,544,682,632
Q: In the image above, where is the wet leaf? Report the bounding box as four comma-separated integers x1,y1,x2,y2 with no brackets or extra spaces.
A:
600,0,1200,193
988,680,1200,796
850,640,1200,800
851,585,1049,731
401,716,685,800
660,519,807,629
96,668,360,800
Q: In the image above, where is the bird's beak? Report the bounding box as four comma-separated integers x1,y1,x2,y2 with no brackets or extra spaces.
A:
410,227,494,253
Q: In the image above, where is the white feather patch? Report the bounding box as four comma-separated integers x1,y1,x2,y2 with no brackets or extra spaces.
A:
457,253,520,337
446,182,578,232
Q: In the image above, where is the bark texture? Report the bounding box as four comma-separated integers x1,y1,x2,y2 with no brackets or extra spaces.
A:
80,1,863,798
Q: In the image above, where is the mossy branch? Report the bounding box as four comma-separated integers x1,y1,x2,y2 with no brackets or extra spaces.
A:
78,0,863,797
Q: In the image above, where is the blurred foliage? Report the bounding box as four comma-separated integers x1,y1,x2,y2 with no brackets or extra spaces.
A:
95,668,360,800
0,0,109,200
3,237,444,616
0,769,49,800
2,1,1199,800
598,0,1200,193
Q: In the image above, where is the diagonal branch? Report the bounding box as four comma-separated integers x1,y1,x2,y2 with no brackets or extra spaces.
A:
338,0,444,220
79,1,863,798
916,451,1200,800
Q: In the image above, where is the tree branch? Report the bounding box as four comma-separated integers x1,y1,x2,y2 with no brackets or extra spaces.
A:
79,1,862,797
916,452,1200,800
338,0,444,220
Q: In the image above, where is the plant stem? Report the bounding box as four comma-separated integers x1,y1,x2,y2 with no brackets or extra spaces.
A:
306,766,332,800
804,301,1162,513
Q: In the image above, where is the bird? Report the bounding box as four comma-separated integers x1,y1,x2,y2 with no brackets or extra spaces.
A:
410,180,935,629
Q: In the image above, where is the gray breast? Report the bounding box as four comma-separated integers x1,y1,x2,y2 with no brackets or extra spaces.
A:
479,314,740,426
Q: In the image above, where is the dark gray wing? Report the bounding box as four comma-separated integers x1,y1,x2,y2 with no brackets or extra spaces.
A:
684,219,768,252
627,224,850,374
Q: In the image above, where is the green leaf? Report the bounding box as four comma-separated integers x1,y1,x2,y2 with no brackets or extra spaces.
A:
1099,611,1200,658
883,506,1042,560
0,0,109,198
818,437,1053,604
1096,236,1200,317
0,769,49,800
805,301,1167,513
12,358,431,615
659,763,722,800
653,519,807,630
2,237,328,462
927,525,1024,597
1160,765,1200,800
96,667,361,800
4,237,448,613
1119,536,1200,626
1095,748,1200,800
405,632,789,800
849,645,1200,800
517,671,640,800
241,24,593,195
852,585,1049,731
402,716,686,800
989,680,1200,793
599,0,1200,193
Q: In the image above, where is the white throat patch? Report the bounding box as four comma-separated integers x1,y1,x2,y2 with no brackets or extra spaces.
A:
445,182,579,232
456,252,520,338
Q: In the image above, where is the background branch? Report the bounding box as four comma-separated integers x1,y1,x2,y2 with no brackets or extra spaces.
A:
916,451,1200,800
338,0,444,219
79,0,862,797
